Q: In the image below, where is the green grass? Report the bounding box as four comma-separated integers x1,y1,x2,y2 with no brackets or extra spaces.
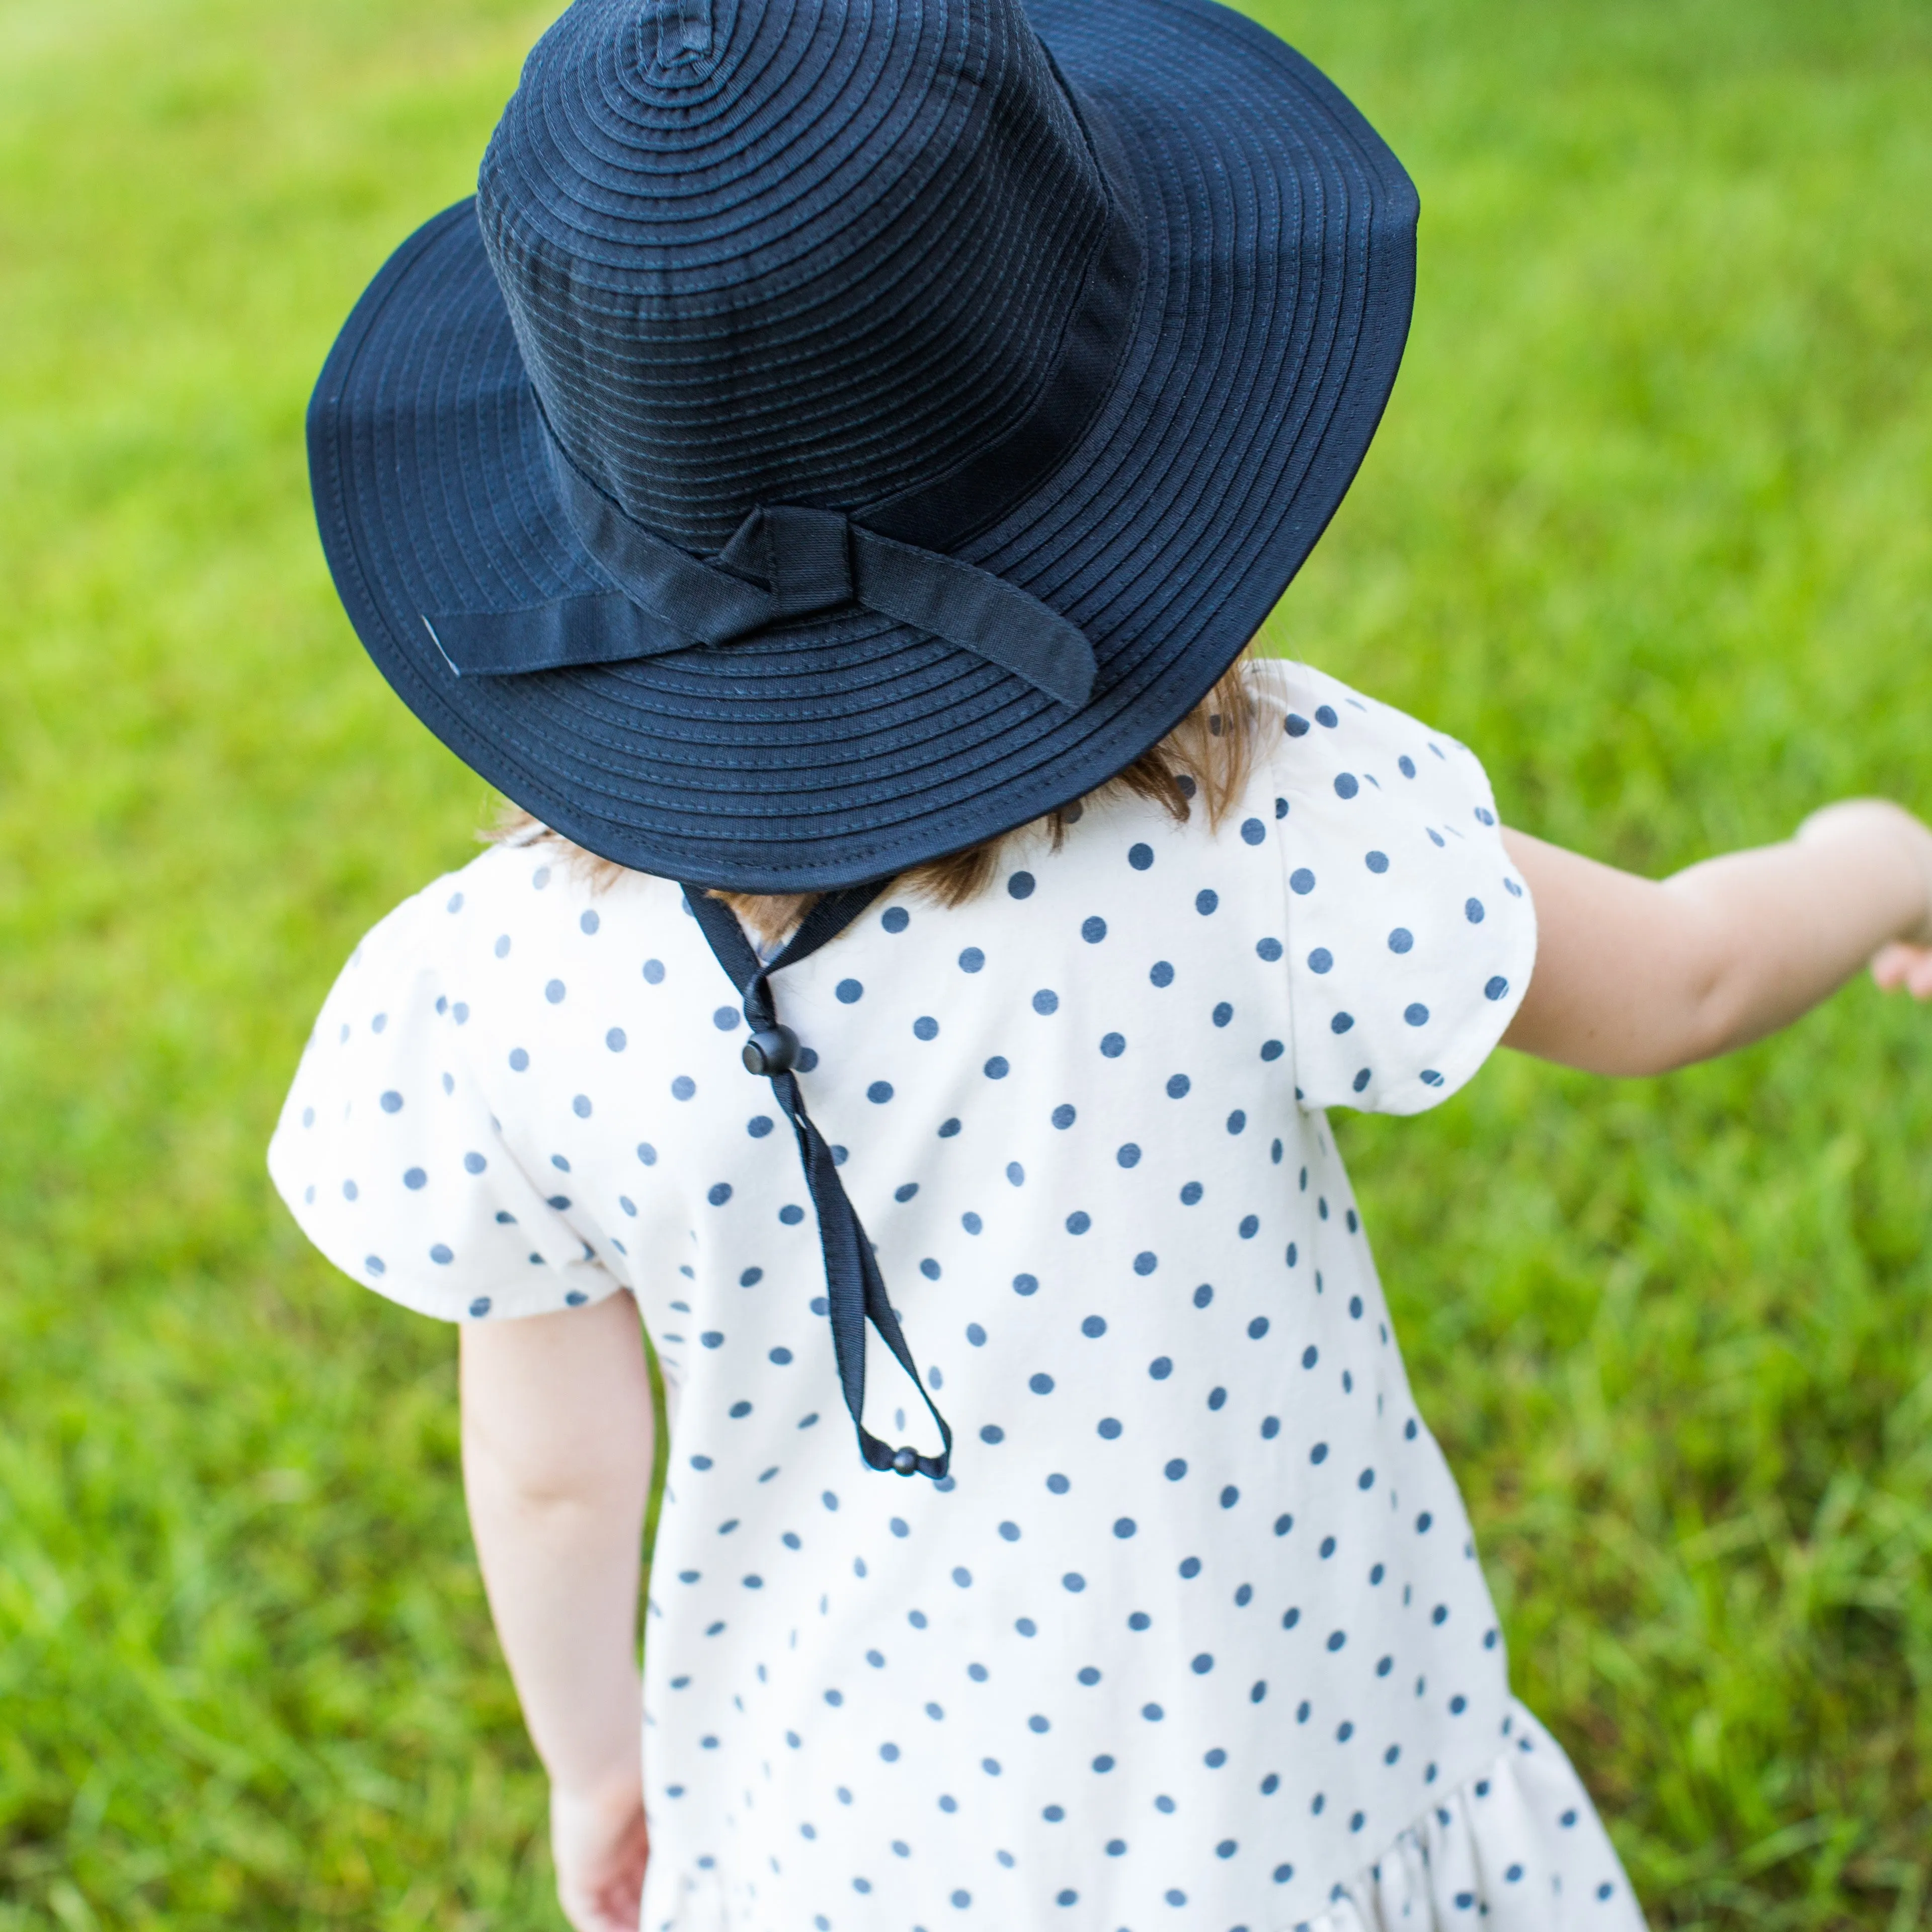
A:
1,0,1929,1923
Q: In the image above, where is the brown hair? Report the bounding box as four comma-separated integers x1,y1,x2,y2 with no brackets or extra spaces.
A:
492,652,1271,948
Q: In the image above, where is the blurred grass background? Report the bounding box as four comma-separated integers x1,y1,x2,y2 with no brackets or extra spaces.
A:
2,0,1929,1923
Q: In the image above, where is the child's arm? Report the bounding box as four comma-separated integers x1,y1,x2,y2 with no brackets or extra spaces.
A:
1501,800,1932,1075
461,1295,656,1932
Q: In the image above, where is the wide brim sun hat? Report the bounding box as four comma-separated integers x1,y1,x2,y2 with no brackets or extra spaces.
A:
308,0,1417,893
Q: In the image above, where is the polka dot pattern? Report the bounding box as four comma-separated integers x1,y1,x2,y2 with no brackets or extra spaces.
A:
1270,668,1536,1114
1304,1704,1641,1932
266,665,1615,1932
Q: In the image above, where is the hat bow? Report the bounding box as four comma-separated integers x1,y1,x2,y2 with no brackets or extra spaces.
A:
424,433,1097,708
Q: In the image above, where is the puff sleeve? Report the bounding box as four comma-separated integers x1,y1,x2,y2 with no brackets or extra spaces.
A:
1268,663,1538,1115
267,884,622,1321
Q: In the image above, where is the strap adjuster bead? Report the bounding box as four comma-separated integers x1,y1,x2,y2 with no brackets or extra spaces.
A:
741,1024,800,1076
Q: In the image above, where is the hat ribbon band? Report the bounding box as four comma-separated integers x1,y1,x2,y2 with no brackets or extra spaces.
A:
422,437,1098,707
681,879,954,1483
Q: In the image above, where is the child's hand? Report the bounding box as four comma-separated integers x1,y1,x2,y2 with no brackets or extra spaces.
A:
551,1769,650,1932
1800,800,1932,998
1873,942,1932,999
1876,808,1932,994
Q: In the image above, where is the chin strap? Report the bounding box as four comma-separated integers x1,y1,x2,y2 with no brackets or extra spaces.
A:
681,881,953,1481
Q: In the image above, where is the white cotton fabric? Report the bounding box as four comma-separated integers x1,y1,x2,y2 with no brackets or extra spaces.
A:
270,661,1643,1932
1304,1702,1637,1931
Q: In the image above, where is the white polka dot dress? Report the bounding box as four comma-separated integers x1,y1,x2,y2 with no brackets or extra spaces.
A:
270,662,1645,1932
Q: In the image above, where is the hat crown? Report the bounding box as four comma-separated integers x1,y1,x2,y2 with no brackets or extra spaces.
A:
479,0,1118,552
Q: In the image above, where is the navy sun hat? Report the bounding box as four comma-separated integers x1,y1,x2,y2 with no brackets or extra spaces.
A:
308,0,1418,894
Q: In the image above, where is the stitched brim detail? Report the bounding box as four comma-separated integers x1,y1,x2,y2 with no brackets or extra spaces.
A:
309,0,1416,891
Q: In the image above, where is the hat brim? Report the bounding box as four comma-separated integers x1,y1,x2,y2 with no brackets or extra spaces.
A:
308,0,1416,892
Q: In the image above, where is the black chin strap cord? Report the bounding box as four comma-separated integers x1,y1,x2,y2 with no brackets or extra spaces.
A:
681,882,953,1481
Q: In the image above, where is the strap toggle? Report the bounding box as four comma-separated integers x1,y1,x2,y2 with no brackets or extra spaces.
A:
741,1025,800,1077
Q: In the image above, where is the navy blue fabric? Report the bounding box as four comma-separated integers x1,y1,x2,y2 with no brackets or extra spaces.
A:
307,0,1419,891
681,882,954,1480
427,454,1097,704
642,0,713,66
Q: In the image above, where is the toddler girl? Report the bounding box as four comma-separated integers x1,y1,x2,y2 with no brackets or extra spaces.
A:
271,2,1932,1927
